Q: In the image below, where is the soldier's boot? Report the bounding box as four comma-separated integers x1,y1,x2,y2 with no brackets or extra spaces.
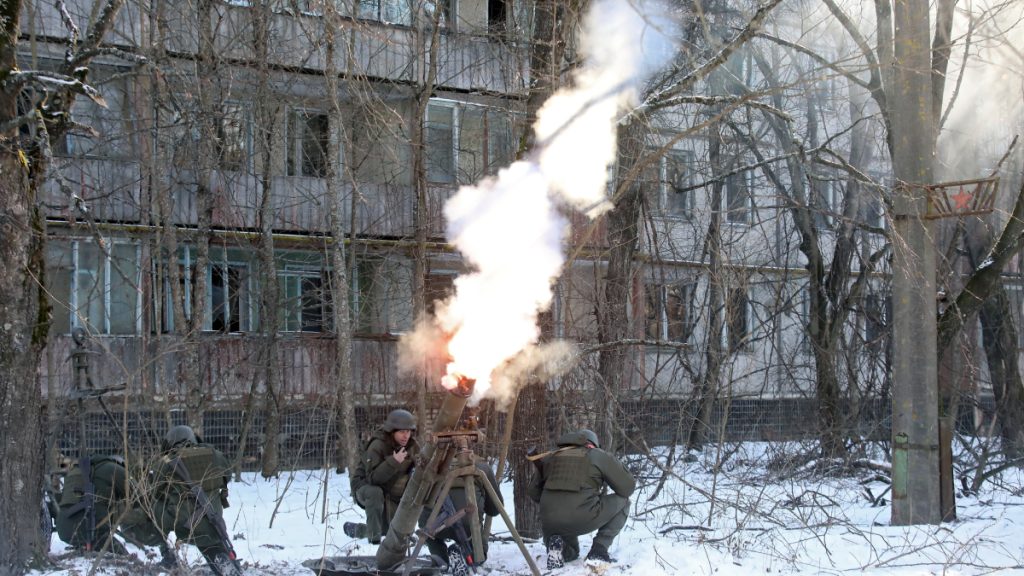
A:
546,535,564,570
205,551,243,576
343,522,368,539
585,543,615,564
158,543,178,569
447,544,471,576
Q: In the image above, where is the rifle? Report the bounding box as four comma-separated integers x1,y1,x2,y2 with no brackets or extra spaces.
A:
525,445,573,463
167,453,237,564
436,495,476,568
80,456,96,551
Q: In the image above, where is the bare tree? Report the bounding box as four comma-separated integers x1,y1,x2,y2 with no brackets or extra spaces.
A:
0,0,128,568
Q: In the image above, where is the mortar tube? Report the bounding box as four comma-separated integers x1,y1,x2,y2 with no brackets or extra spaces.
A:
375,378,474,569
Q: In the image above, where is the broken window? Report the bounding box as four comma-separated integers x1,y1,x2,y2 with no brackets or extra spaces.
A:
645,281,696,344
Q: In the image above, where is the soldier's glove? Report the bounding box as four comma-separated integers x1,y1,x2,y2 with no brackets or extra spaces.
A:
220,487,230,508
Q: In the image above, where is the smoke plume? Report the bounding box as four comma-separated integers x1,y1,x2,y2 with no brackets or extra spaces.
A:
399,0,676,406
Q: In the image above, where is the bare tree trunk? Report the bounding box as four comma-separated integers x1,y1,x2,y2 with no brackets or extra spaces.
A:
323,3,357,475
979,290,1024,458
0,126,48,573
511,382,546,539
146,0,182,431
962,201,1024,459
507,0,565,537
596,119,646,454
411,0,444,426
249,0,281,479
183,0,220,435
2,0,125,565
688,122,724,450
749,51,871,458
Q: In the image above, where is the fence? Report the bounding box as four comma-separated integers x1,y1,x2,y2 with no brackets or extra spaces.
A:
49,393,958,472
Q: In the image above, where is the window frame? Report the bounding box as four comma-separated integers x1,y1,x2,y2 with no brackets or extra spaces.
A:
280,267,334,333
216,101,252,172
286,107,331,178
424,0,454,28
812,176,841,230
206,259,252,333
425,101,458,184
863,292,891,349
48,238,141,335
424,272,456,317
661,149,695,218
724,285,751,351
155,248,195,334
644,280,697,345
724,169,753,225
1007,283,1024,348
357,0,413,26
352,257,388,335
425,99,513,186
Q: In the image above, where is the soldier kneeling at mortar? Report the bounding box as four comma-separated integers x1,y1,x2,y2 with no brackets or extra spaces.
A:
344,409,420,544
418,461,503,576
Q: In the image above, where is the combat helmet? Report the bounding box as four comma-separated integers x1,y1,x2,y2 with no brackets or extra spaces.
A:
382,409,417,432
162,425,198,451
579,428,600,448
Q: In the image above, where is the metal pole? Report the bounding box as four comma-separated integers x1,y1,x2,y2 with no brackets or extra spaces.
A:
889,0,941,525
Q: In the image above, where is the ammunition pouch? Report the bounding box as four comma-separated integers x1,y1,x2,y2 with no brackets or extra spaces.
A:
543,448,589,492
163,446,224,493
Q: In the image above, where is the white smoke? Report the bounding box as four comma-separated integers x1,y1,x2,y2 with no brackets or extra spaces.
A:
938,0,1024,179
401,0,677,405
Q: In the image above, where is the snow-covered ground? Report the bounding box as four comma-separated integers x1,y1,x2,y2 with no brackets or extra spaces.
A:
34,442,1024,575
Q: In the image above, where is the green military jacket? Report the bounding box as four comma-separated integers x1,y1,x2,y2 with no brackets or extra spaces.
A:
60,456,128,511
151,443,231,507
149,443,233,557
351,427,420,502
527,431,636,521
56,456,128,546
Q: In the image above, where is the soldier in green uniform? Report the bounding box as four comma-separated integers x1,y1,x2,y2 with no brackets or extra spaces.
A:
55,454,174,565
419,461,503,576
344,409,421,544
528,429,636,569
150,425,241,576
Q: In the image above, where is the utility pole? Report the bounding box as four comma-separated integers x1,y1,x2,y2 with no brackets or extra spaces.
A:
890,0,941,525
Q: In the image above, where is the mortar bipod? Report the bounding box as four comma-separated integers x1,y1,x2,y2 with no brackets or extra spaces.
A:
402,430,540,576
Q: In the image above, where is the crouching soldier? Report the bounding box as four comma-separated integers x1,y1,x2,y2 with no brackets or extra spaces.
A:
56,454,174,566
344,409,420,544
419,461,503,576
151,425,242,576
528,429,635,569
